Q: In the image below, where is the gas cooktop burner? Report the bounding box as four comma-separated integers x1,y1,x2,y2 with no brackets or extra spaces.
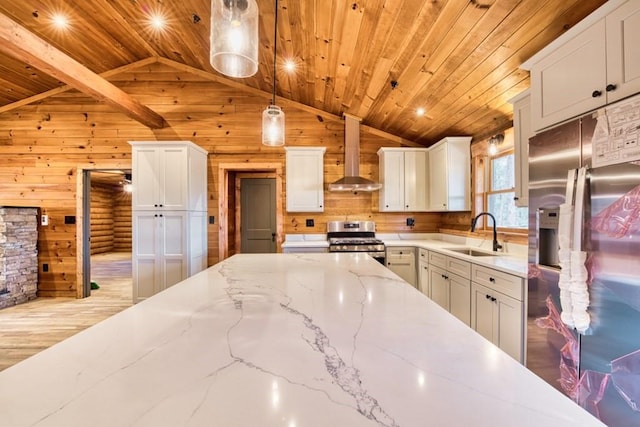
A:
328,237,383,245
326,221,385,257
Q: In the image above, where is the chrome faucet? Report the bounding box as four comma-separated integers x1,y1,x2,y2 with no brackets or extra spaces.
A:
471,212,502,252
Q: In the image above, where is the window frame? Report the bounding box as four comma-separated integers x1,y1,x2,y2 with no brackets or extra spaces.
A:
482,148,526,233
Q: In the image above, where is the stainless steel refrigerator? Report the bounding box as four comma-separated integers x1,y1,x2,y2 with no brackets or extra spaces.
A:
528,93,640,426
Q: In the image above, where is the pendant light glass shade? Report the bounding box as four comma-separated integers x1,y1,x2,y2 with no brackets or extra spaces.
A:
210,0,258,78
262,105,285,146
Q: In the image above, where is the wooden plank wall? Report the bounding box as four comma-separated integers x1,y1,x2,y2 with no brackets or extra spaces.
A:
89,182,115,255
0,61,478,297
113,192,132,252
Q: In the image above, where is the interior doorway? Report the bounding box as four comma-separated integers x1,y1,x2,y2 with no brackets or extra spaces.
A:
218,163,283,261
76,165,133,299
240,178,277,253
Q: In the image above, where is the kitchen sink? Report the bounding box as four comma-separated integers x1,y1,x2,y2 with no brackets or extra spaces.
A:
446,248,498,257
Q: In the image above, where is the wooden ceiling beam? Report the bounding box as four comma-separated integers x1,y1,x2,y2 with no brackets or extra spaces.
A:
0,13,166,129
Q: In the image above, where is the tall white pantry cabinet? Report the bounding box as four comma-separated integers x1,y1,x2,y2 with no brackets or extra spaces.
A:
130,141,208,303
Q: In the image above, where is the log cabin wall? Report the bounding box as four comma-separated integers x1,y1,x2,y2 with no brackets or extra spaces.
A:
113,191,132,252
89,182,115,255
0,60,455,297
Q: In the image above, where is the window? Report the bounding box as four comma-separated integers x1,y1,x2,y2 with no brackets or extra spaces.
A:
486,151,527,229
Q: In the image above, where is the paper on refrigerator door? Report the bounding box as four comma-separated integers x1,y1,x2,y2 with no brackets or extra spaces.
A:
592,93,640,168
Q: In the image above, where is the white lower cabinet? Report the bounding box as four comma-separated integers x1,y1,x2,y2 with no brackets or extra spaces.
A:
132,211,207,303
427,252,471,326
470,264,525,362
418,248,430,296
386,247,416,287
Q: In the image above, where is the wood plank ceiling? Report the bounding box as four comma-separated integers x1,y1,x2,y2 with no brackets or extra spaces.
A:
0,0,607,145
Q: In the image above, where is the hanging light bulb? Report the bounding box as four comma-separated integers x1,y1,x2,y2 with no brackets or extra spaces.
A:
262,105,285,146
262,0,285,146
487,133,504,156
210,0,258,78
488,139,498,156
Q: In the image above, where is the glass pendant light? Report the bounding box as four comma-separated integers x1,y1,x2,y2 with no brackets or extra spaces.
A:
210,0,258,78
262,0,285,146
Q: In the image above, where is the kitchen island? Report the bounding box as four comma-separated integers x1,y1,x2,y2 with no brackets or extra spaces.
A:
0,253,600,426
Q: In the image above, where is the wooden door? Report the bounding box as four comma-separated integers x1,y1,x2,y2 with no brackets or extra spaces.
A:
241,178,276,253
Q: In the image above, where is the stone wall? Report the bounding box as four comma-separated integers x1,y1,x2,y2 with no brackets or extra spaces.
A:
0,207,38,309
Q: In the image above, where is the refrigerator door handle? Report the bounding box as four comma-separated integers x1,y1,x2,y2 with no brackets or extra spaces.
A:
573,167,588,251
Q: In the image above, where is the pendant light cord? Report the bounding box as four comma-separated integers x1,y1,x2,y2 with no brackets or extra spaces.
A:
272,0,278,105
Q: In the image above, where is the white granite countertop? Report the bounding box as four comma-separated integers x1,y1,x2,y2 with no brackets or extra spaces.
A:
382,238,528,278
281,234,329,249
0,253,598,426
282,233,528,278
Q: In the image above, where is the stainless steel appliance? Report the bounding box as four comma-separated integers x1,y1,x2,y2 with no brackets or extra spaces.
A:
528,93,640,425
327,220,385,264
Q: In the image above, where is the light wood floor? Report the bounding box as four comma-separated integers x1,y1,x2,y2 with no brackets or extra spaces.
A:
0,252,132,372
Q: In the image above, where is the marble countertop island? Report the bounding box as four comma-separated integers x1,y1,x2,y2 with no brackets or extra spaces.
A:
0,254,600,426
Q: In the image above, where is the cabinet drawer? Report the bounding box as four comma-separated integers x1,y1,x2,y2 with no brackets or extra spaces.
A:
428,250,447,268
418,248,428,261
471,265,523,301
446,257,471,280
386,247,415,260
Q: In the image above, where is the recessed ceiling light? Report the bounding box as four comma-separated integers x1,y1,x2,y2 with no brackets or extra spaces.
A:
416,107,426,117
51,13,69,29
149,14,166,30
284,60,296,72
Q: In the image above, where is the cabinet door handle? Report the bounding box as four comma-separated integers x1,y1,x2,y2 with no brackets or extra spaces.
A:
513,196,519,201
489,277,495,283
491,297,497,302
592,90,602,98
154,204,158,207
606,83,617,92
271,233,276,242
485,294,491,300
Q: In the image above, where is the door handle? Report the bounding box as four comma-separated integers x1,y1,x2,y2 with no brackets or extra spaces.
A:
271,233,276,242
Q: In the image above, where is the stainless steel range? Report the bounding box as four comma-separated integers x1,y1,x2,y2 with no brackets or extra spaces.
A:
327,221,385,264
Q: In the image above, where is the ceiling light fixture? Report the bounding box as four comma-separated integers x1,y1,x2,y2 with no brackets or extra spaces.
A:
488,133,505,156
149,14,166,30
51,13,69,29
284,59,296,73
416,107,425,117
262,0,285,147
210,0,258,78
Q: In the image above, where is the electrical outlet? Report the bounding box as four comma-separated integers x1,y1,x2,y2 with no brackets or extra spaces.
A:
209,216,215,224
41,215,49,226
306,219,314,227
42,263,49,272
406,217,415,227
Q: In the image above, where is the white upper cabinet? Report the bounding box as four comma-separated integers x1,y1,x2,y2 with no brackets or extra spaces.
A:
378,148,428,212
606,1,640,103
525,0,640,131
285,147,326,212
130,141,208,211
427,137,471,212
509,90,532,207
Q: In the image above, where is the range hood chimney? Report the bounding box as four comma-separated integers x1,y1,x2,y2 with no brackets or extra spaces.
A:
328,114,382,192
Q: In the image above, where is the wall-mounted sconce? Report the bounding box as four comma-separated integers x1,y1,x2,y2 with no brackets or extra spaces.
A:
488,133,505,156
123,173,133,193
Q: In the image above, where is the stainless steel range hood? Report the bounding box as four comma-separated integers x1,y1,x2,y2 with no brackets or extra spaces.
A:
328,114,382,192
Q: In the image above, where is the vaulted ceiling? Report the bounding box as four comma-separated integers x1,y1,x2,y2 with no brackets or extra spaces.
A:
0,0,607,146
